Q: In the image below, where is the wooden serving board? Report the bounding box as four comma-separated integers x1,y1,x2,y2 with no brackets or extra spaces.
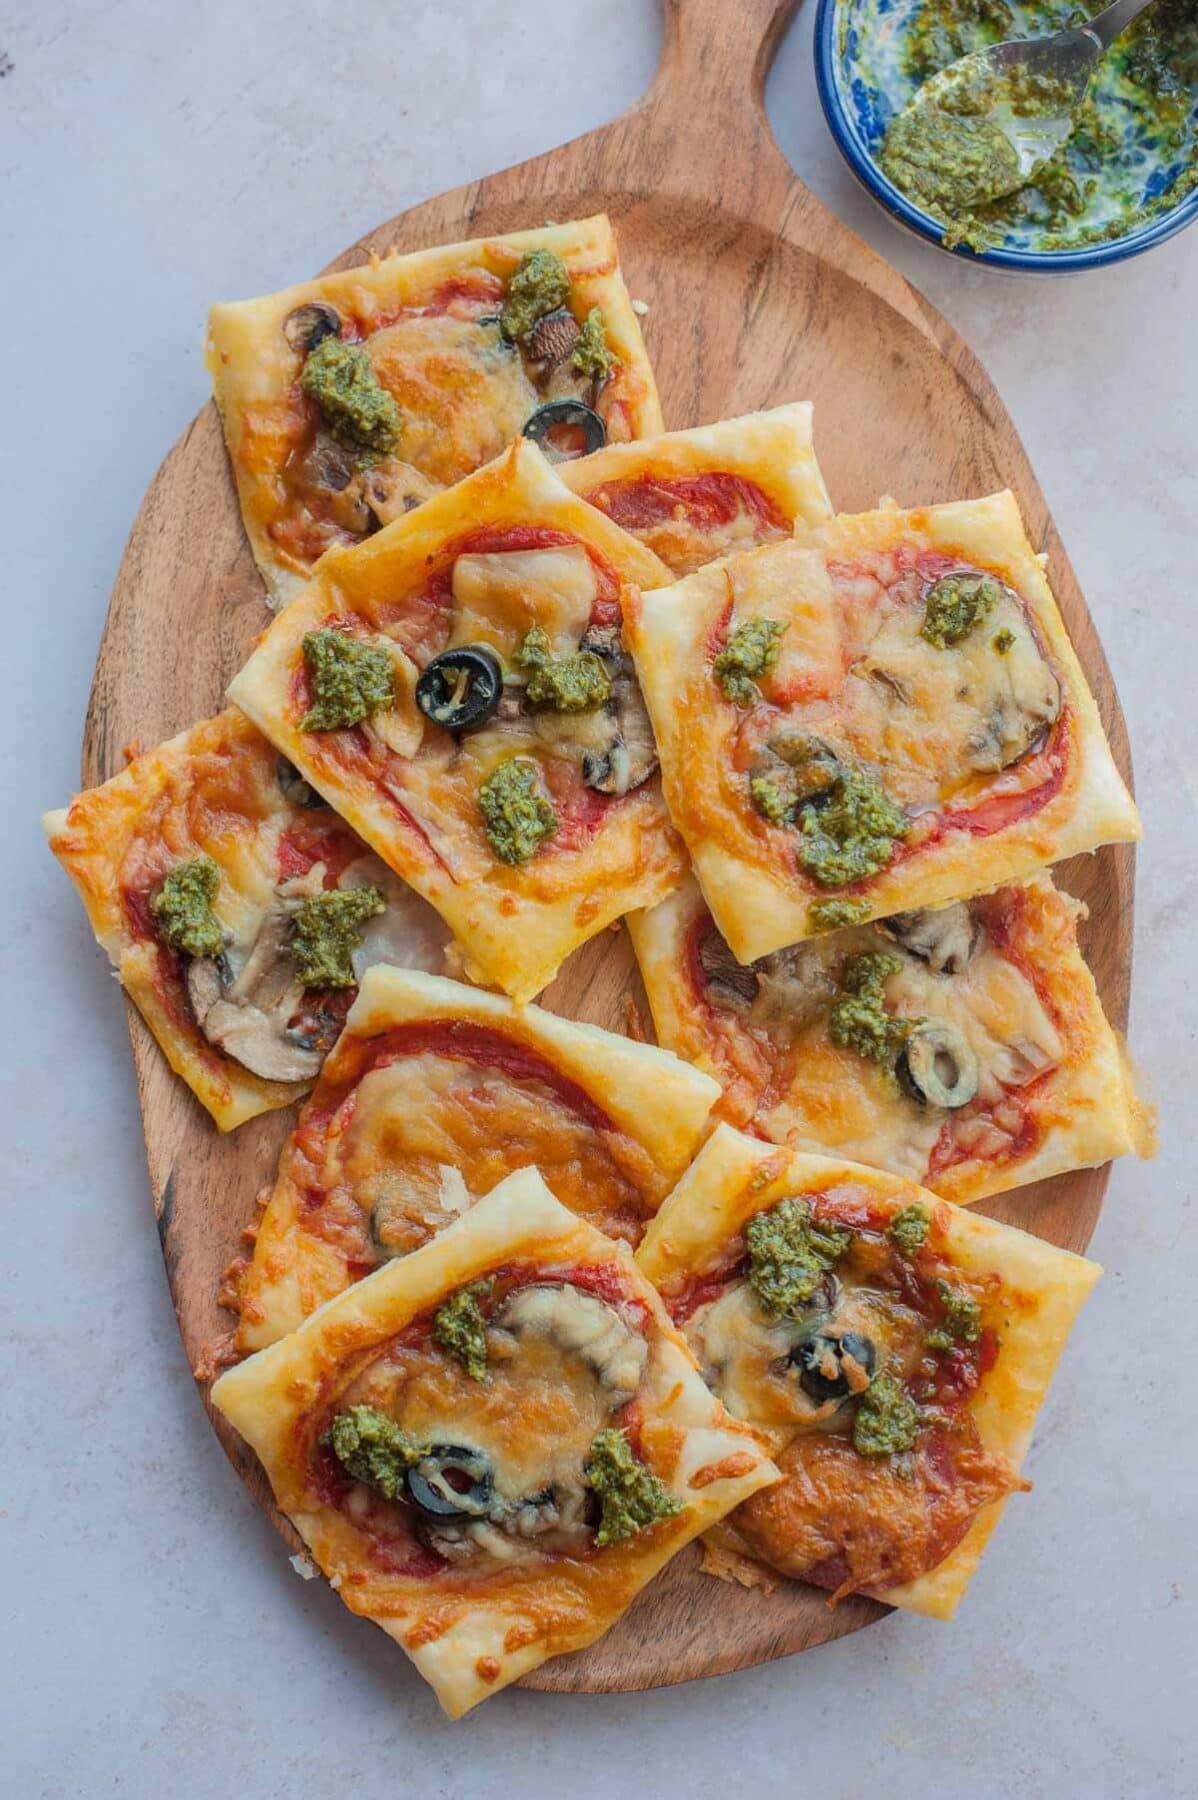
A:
83,0,1135,1697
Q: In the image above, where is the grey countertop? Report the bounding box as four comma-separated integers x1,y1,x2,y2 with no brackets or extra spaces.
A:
4,2,1193,1794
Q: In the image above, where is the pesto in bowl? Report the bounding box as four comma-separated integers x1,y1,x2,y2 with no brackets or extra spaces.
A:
818,0,1198,266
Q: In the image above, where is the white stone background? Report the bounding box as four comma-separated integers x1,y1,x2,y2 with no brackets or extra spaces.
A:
4,1,1194,1793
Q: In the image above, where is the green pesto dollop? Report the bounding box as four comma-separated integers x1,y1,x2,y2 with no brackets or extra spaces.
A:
881,99,1021,220
151,855,224,958
829,950,915,1066
500,249,571,342
713,617,784,708
515,624,612,712
478,757,557,865
584,1428,684,1547
926,1279,983,1350
797,762,909,889
432,1280,492,1382
299,336,402,459
853,1373,921,1458
744,1196,852,1320
809,897,872,932
300,629,395,733
889,1202,930,1258
921,572,1000,648
866,0,1198,255
573,306,614,379
289,885,385,989
328,1404,423,1499
749,774,793,826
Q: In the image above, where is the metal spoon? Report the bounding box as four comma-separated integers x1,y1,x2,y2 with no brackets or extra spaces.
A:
911,0,1158,203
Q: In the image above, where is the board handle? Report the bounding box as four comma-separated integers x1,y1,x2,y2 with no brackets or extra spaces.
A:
648,0,802,143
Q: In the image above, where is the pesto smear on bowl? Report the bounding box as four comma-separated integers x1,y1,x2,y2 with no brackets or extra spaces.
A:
844,0,1198,254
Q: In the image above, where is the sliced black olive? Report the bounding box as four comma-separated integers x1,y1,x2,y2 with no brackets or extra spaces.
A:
791,1330,876,1403
896,1022,979,1110
283,301,342,355
276,757,324,808
415,645,504,732
406,1445,493,1519
522,399,606,462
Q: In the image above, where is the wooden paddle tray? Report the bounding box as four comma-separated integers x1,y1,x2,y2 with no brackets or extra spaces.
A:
83,0,1134,1694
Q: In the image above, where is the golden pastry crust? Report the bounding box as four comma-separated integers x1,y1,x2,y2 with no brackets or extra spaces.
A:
637,1125,1100,1618
228,438,686,1001
212,1168,778,1717
236,964,720,1350
629,872,1153,1206
626,493,1141,964
207,214,663,606
43,710,440,1130
559,403,833,575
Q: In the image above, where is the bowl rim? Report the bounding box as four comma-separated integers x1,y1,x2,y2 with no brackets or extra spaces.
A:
812,0,1198,272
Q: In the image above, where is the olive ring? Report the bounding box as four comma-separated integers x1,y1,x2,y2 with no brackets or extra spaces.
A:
522,400,607,462
415,644,504,733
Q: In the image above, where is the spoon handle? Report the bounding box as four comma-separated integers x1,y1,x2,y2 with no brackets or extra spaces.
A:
1084,0,1156,51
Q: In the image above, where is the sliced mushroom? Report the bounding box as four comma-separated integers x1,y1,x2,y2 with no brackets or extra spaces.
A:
883,902,980,976
581,668,658,795
896,1021,979,1110
763,729,844,805
750,942,838,1038
524,307,580,374
493,1284,648,1406
283,300,342,354
187,902,322,1084
276,758,323,809
698,930,760,1010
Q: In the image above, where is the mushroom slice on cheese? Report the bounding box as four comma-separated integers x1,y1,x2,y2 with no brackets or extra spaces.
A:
43,709,449,1130
637,1125,1100,1619
232,965,719,1351
624,491,1140,965
629,871,1153,1208
212,1168,778,1718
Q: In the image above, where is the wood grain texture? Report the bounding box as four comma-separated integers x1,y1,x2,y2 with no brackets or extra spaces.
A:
82,0,1134,1698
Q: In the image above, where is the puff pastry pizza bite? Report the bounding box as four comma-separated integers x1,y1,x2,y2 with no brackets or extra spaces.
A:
234,964,719,1351
212,1168,778,1716
207,214,663,606
637,1125,1100,1618
626,492,1141,963
558,403,832,576
630,872,1151,1206
228,439,685,1001
44,709,446,1130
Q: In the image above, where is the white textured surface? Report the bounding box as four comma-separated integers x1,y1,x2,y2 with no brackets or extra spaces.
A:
4,2,1193,1793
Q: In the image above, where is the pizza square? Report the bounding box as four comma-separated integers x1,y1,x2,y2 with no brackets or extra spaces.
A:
625,492,1141,964
227,438,686,1002
558,403,833,576
207,214,663,607
212,1167,778,1716
637,1124,1100,1618
44,709,446,1130
629,872,1152,1207
233,963,720,1351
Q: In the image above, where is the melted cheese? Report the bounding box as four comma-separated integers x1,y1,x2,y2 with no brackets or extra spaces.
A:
730,543,844,703
751,913,1064,1179
840,591,1060,808
449,545,598,655
329,1051,653,1255
365,316,538,490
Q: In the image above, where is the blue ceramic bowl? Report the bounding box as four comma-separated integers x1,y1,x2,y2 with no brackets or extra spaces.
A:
814,0,1198,272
